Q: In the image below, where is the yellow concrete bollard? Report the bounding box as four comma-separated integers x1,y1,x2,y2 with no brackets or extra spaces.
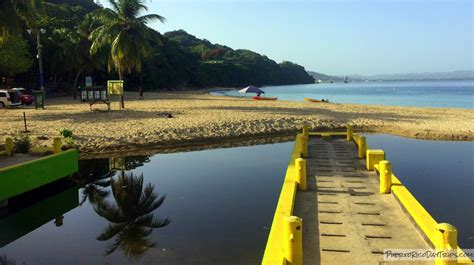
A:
284,216,303,265
300,135,308,158
357,136,367,159
5,137,14,156
53,137,62,154
366,149,385,171
435,223,458,265
295,158,307,191
379,160,392,194
302,125,309,140
346,125,353,141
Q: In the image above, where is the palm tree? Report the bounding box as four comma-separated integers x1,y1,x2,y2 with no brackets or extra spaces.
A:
78,172,113,206
93,172,170,259
0,0,43,39
72,159,114,205
88,0,165,108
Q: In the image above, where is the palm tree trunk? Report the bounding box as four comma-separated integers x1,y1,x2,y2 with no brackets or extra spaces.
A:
72,70,82,100
119,70,125,109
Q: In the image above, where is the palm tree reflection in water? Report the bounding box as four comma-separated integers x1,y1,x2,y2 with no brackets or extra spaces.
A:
93,172,170,259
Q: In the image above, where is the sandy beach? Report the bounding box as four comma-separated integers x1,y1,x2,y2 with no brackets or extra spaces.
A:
0,91,473,156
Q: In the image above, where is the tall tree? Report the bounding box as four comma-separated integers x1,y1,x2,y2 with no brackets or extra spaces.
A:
0,0,43,39
88,0,165,107
0,35,33,76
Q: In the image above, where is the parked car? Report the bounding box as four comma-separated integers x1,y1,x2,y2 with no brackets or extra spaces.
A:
12,87,34,105
0,89,22,108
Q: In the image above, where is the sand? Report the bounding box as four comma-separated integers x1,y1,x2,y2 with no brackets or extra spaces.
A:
0,91,473,156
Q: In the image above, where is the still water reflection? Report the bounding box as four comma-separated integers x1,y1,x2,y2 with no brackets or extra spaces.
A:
93,172,170,259
0,142,293,264
366,135,474,249
0,135,472,264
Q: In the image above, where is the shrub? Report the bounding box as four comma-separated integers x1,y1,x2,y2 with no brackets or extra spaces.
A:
64,137,76,148
59,128,73,138
14,135,31,154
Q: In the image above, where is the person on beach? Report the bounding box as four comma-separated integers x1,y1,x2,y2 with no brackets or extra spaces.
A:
139,86,144,100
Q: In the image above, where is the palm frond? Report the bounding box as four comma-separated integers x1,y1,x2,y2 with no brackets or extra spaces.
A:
97,223,127,241
138,13,165,24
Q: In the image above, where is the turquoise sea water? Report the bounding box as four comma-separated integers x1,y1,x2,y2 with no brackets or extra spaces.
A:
214,80,474,109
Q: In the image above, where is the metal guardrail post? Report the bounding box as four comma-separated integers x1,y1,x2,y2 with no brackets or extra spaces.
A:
435,223,458,265
5,137,13,156
379,160,392,194
346,125,353,141
295,158,307,191
284,216,303,265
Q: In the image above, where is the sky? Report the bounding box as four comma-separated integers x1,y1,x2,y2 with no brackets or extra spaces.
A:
99,0,473,76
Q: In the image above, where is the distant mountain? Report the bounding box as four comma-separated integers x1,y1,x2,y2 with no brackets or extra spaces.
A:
349,70,474,81
307,71,345,82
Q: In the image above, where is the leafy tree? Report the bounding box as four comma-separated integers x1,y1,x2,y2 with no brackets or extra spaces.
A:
93,172,170,259
0,35,33,76
0,0,43,39
5,1,314,92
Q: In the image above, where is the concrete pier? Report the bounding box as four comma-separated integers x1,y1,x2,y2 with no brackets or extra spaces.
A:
294,136,431,264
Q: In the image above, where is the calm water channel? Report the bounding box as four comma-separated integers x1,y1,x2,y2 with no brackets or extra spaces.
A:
0,134,472,264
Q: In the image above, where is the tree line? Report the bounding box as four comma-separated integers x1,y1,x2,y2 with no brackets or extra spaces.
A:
0,0,314,93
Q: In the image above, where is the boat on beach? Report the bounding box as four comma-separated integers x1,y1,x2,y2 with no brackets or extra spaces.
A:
252,96,278,101
304,97,329,103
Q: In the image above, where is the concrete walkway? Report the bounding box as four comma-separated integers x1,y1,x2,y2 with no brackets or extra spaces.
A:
294,137,430,265
0,154,39,168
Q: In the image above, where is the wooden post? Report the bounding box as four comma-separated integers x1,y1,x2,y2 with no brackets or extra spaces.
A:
23,112,29,132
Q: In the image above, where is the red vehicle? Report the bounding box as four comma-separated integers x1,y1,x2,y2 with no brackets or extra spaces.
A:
12,88,34,105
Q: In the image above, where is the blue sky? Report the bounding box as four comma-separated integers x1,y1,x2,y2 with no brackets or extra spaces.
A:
100,0,473,75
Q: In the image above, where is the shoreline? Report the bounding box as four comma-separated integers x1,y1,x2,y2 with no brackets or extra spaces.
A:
1,91,472,157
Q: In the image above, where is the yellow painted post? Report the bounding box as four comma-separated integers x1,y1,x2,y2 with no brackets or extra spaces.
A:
366,149,385,171
379,160,392,194
346,125,353,141
302,125,309,140
435,223,458,265
295,158,307,191
53,137,62,154
295,135,302,159
357,136,367,159
300,135,308,158
284,216,303,265
5,137,14,156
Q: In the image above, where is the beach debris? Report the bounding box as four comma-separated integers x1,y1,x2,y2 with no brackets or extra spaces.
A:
157,112,174,118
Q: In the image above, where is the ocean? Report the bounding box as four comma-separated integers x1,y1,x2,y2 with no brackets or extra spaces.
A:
214,80,474,109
